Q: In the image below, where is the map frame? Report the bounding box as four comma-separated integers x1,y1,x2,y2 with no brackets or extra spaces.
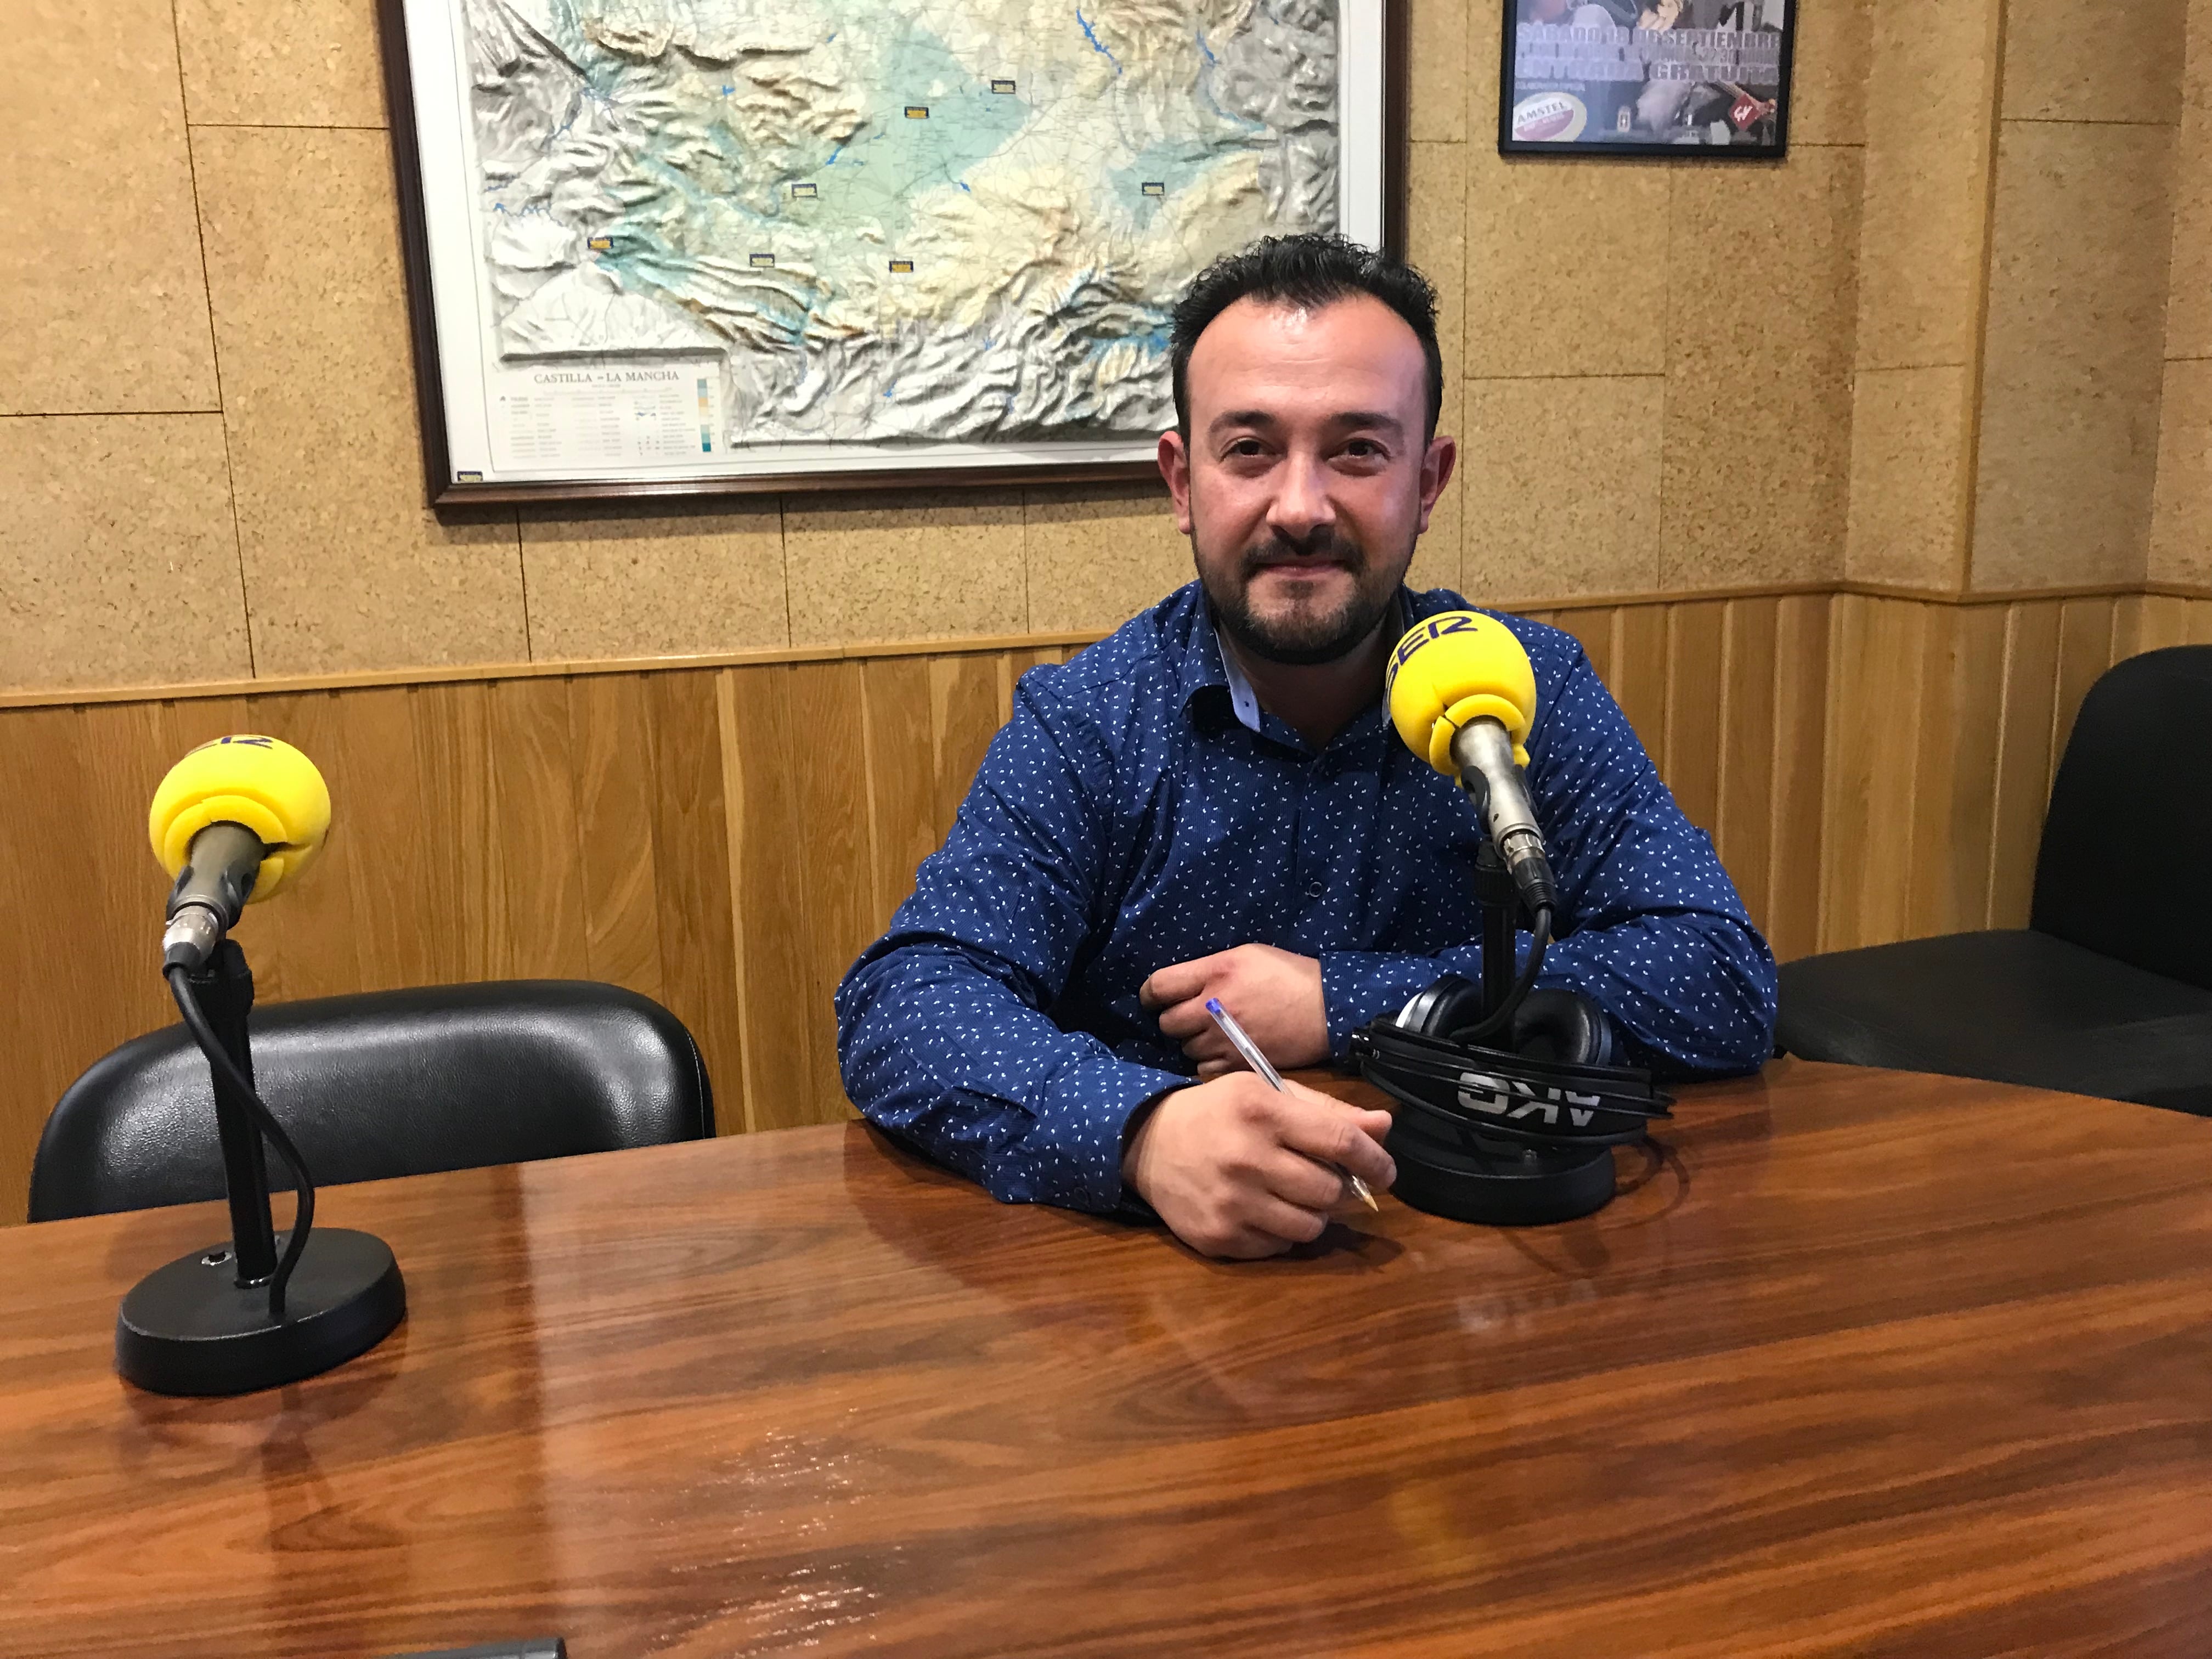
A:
375,0,1409,506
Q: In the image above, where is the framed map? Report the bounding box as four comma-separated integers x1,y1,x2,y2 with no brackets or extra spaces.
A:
377,0,1404,505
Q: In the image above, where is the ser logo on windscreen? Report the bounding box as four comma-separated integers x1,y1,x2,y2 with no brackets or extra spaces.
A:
1385,612,1476,695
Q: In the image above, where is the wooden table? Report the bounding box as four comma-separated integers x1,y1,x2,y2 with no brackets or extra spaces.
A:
3,1060,2210,1658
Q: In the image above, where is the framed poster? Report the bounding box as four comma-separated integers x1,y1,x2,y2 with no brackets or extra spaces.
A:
377,0,1406,505
1500,0,1793,157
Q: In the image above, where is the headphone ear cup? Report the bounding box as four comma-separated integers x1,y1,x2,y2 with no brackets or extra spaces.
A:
1396,973,1487,1039
1506,989,1616,1068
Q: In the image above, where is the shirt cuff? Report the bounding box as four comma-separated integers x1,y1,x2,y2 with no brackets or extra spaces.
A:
1027,1052,1195,1213
1319,950,1451,1060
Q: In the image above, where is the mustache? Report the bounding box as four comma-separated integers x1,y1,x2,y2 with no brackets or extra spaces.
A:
1239,528,1366,572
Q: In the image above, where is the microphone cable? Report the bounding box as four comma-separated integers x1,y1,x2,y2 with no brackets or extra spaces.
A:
1449,901,1554,1046
165,965,316,1321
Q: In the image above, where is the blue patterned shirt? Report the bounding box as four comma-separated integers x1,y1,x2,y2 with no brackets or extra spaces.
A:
836,583,1776,1212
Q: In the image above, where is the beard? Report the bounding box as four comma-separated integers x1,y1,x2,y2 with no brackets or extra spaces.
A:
1200,524,1409,667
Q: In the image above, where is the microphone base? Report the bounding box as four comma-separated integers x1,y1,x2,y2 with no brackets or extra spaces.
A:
116,1228,405,1397
1385,1123,1616,1227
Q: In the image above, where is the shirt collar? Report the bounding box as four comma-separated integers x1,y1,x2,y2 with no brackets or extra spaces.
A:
1216,627,1265,733
1182,588,1417,737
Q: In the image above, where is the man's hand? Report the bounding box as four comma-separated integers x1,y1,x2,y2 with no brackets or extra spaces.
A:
1141,945,1329,1077
1122,1072,1395,1259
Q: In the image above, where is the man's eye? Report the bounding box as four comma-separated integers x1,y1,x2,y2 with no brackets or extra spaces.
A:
1343,439,1385,460
1226,438,1268,458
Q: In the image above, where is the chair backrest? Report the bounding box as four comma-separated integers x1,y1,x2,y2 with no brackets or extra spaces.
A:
2032,645,2212,991
29,980,714,1222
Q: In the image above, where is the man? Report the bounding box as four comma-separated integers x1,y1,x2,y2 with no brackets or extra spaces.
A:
837,234,1775,1259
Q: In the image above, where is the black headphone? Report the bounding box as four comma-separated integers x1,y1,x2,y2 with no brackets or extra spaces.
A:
1392,973,1621,1070
1349,976,1674,1225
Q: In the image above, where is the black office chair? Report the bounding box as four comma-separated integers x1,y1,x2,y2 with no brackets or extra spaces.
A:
29,980,715,1221
1777,645,2212,1115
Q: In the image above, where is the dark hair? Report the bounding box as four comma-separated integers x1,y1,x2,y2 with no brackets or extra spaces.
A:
1169,232,1444,441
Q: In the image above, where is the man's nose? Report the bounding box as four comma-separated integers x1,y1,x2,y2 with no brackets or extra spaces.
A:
1265,452,1337,545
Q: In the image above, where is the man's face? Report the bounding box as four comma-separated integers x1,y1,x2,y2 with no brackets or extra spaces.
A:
1159,294,1455,667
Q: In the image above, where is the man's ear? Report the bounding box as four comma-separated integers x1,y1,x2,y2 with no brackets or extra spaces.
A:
1158,430,1195,534
1414,434,1458,534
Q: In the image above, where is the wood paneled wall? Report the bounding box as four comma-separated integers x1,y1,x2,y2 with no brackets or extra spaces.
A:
1522,594,1833,964
0,595,1843,1220
1820,591,2212,954
0,646,1059,1216
11,584,2207,1221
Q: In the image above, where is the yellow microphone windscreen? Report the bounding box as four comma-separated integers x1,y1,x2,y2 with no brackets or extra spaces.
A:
1385,612,1538,775
149,736,332,902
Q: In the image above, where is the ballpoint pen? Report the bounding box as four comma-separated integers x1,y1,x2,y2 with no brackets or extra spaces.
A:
1203,996,1379,1212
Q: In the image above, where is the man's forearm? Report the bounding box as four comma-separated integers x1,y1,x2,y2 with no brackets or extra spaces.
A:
1318,910,1776,1077
836,939,1191,1211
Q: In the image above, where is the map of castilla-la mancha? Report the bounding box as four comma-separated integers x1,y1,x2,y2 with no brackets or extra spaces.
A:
465,0,1340,447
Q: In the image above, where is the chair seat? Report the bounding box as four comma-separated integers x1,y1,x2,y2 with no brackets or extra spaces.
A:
1777,930,2212,1115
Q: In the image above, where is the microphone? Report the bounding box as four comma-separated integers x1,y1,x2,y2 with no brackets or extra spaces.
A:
148,736,331,970
1384,611,1556,911
123,734,402,1396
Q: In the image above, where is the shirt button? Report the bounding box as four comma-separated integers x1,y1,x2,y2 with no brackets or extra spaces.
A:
1305,879,1325,899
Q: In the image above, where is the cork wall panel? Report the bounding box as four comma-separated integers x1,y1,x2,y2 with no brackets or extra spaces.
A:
1853,0,2000,373
1972,121,2176,592
1,0,218,414
1408,142,1468,400
174,0,388,127
1787,0,1870,149
1463,150,1671,380
2150,0,2212,588
1462,377,1663,601
1463,0,1503,149
2166,106,2212,363
2171,0,2212,362
1844,365,1969,590
192,127,529,675
2150,359,2212,587
1999,0,2186,125
783,490,1027,645
0,415,251,692
1660,149,1863,590
1,0,1904,695
2194,0,2212,120
1404,134,1469,598
1404,0,1468,144
1024,483,1192,633
1407,376,1466,600
520,502,791,661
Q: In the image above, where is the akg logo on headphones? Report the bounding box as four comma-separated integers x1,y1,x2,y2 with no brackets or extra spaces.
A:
1456,1070,1602,1128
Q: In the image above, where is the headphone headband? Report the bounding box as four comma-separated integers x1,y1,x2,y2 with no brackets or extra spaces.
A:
1351,1020,1674,1149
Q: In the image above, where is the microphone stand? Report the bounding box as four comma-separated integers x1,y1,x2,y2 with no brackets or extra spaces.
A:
198,944,278,1284
115,940,405,1396
1475,842,1521,1025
